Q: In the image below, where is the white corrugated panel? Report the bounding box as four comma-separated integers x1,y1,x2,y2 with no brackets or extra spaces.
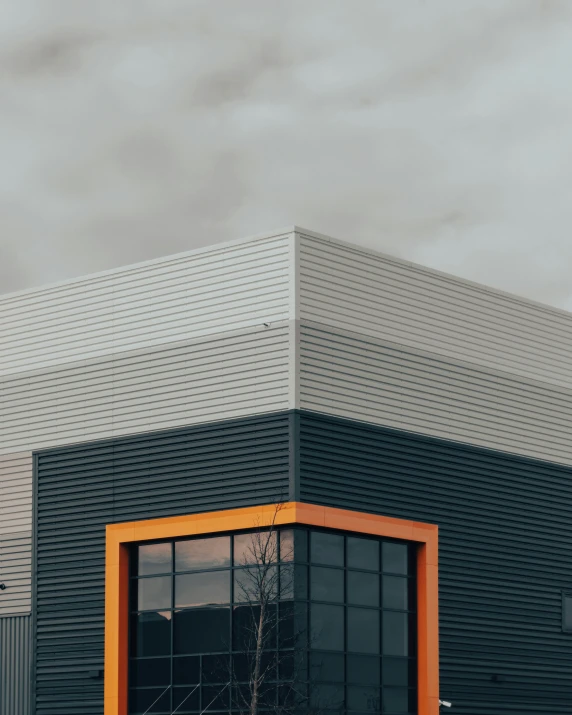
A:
300,323,572,465
0,325,290,455
0,453,32,534
0,232,292,376
298,231,572,389
0,533,31,615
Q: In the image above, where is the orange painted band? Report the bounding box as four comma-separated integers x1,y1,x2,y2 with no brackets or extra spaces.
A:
105,502,439,715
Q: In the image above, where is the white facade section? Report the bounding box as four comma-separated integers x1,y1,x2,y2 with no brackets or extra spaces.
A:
298,230,572,389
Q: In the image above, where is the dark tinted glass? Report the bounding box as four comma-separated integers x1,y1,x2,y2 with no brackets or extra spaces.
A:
129,657,170,687
382,687,409,713
129,687,170,714
347,655,380,685
310,532,344,567
202,654,230,683
382,658,411,687
176,571,230,608
175,536,230,572
347,571,379,607
172,685,200,712
383,576,408,611
311,603,344,650
131,611,171,657
233,604,277,650
347,536,379,571
383,612,408,656
347,607,380,654
280,563,295,600
234,531,277,565
310,682,345,709
234,565,278,603
311,566,344,603
137,542,172,576
173,607,230,654
382,543,408,575
202,684,230,710
173,655,200,684
137,575,171,611
347,685,380,712
310,652,345,682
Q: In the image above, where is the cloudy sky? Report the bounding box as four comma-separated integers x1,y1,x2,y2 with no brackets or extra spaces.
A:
1,0,572,309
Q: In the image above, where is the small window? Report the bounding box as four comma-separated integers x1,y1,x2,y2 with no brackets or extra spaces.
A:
563,591,572,632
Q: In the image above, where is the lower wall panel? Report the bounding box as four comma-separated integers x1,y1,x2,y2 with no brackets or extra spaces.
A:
299,411,572,715
0,615,30,715
34,413,292,715
0,532,32,616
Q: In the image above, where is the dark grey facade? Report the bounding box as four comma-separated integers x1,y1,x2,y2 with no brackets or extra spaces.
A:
33,410,572,714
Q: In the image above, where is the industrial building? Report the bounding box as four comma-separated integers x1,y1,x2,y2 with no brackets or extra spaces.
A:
1,227,572,714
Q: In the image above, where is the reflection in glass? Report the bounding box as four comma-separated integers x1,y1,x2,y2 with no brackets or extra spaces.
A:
233,604,277,650
347,655,380,685
310,652,345,682
310,682,344,709
383,575,408,610
383,612,408,656
202,684,229,711
280,529,294,562
382,687,409,713
310,531,344,567
347,536,379,571
311,566,344,603
202,654,230,683
131,611,171,657
137,542,172,576
234,531,277,566
347,570,379,607
176,570,230,607
311,603,344,651
175,536,230,572
347,607,380,654
382,658,410,687
137,576,171,611
347,685,380,711
129,657,170,687
382,542,408,575
234,565,278,603
173,607,230,654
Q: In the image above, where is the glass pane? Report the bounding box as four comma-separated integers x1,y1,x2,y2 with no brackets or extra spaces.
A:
131,611,171,657
310,652,344,682
311,603,344,651
137,576,171,611
382,543,408,575
347,685,380,712
383,612,408,656
310,683,344,710
382,687,409,713
202,654,230,684
382,658,412,688
280,529,294,562
280,563,295,599
137,542,172,576
173,607,230,654
311,566,344,603
176,571,230,608
348,571,379,607
129,657,171,687
347,655,380,685
347,536,379,572
173,685,200,712
129,687,170,714
383,576,408,610
234,565,278,603
202,684,230,710
310,531,344,567
175,536,230,572
173,655,200,684
234,531,277,565
233,604,277,650
347,607,380,654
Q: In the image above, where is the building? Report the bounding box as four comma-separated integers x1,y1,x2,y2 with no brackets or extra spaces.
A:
1,226,572,715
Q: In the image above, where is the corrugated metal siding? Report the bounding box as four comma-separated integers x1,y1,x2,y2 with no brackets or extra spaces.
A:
299,410,572,715
0,325,290,456
298,231,572,389
0,615,30,715
0,533,32,616
0,453,32,533
34,413,292,715
0,232,292,377
299,323,572,465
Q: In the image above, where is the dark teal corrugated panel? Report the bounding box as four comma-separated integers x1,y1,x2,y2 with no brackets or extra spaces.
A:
299,411,572,715
0,615,30,715
34,413,291,715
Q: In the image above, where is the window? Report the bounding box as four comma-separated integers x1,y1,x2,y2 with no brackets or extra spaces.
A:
128,528,418,715
563,591,572,632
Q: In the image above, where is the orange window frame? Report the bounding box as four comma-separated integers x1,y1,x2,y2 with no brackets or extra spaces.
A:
105,502,439,715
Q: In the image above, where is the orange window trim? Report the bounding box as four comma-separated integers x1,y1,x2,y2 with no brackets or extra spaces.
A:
105,502,439,715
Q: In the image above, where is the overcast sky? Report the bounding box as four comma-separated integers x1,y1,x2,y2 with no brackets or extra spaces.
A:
1,0,572,309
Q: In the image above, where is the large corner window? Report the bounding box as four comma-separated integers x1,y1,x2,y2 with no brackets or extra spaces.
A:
128,528,417,715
